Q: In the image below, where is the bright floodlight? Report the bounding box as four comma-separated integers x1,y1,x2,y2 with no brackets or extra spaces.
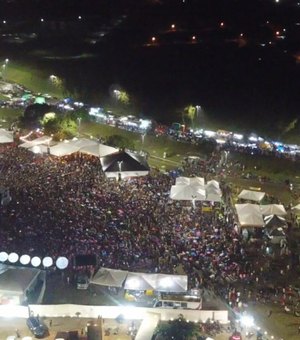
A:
20,254,31,265
8,252,19,263
127,278,140,289
31,256,41,267
42,257,53,268
240,315,254,328
32,145,41,154
0,251,8,262
56,256,69,269
204,130,216,137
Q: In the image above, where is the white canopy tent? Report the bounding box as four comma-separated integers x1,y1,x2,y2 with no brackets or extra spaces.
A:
235,203,265,228
260,204,287,216
171,178,222,202
90,268,128,288
19,135,53,149
155,274,188,292
80,144,118,158
124,272,156,291
206,183,222,202
49,138,96,157
206,179,220,189
175,176,205,187
50,141,81,156
124,272,188,292
170,184,206,201
0,129,13,143
292,204,300,214
238,189,265,203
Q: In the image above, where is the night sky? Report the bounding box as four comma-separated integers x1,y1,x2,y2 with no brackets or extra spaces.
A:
0,0,299,136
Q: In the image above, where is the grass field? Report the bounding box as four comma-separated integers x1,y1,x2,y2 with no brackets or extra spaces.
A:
0,108,22,129
4,60,64,98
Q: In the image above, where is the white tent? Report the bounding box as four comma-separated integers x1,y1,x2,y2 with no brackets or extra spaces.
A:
206,179,220,189
90,268,128,288
235,203,265,227
170,184,206,201
124,272,156,291
260,204,287,216
0,129,13,143
124,273,188,292
19,135,53,149
238,189,265,202
50,141,80,156
80,143,118,158
49,138,96,157
292,204,300,214
175,176,205,187
155,274,188,292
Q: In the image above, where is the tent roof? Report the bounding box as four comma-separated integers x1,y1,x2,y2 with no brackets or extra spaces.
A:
235,203,265,227
264,215,287,228
0,129,13,144
124,272,156,290
80,143,118,158
260,204,287,216
19,135,53,148
100,151,149,173
292,204,300,214
206,179,220,189
155,273,188,292
170,184,206,201
90,268,128,288
238,189,265,202
0,267,40,293
124,272,188,292
175,177,205,187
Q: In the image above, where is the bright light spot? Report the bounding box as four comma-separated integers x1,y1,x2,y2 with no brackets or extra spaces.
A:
8,252,19,263
204,130,216,137
240,315,254,327
171,24,175,29
32,145,41,154
78,16,82,20
151,36,156,42
40,18,44,22
120,306,145,319
31,256,41,267
192,35,196,40
220,22,224,27
20,254,31,265
233,133,243,140
3,20,6,24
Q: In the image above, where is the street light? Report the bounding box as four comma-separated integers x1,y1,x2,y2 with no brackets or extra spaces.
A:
77,117,82,135
141,133,146,145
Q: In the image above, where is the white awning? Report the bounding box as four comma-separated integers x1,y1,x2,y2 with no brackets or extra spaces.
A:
235,203,265,227
170,185,206,201
90,268,128,288
175,177,205,187
238,189,265,202
260,204,287,216
0,129,13,143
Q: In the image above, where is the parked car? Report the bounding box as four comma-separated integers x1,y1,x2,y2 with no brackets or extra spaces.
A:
76,274,89,290
26,317,48,338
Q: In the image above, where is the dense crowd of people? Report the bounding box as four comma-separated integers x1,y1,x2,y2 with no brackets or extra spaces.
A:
0,144,298,307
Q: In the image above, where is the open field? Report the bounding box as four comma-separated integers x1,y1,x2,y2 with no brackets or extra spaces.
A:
4,60,64,98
